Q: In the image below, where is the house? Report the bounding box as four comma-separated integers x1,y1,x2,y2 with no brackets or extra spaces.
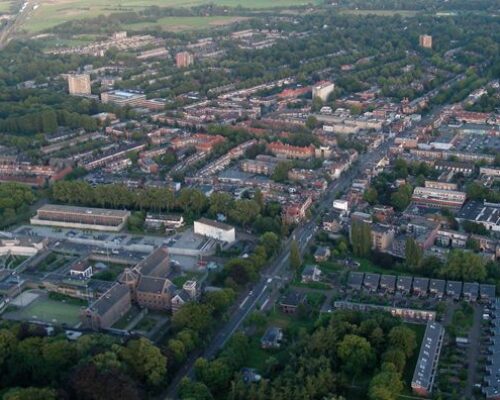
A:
314,246,331,262
379,275,396,293
279,291,307,314
301,265,322,283
347,272,364,290
446,281,463,300
261,326,283,349
70,260,93,279
429,279,445,298
412,278,429,297
480,284,496,303
397,276,413,294
462,282,479,302
363,273,380,292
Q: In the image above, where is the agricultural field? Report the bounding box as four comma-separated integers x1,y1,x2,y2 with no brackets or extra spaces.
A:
23,0,317,33
339,9,419,17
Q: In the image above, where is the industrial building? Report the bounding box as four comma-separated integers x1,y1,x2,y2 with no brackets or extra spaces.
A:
31,204,130,231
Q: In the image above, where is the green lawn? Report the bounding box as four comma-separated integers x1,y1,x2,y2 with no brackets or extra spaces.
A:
23,0,319,33
0,1,11,13
14,298,82,327
124,16,249,32
339,9,419,17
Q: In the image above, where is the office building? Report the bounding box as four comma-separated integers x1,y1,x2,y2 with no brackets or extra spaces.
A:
67,74,91,95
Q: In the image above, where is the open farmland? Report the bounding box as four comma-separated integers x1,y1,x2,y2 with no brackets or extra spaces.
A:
23,0,317,33
124,16,250,32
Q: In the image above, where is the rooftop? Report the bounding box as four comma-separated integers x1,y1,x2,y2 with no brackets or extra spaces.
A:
38,204,130,218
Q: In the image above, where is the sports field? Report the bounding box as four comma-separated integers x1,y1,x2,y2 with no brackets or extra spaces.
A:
5,293,82,327
24,0,317,33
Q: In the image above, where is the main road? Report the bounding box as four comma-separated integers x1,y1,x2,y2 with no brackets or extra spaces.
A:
163,136,394,399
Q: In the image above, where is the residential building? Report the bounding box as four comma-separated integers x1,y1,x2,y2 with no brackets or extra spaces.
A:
371,224,395,252
67,74,91,95
31,204,130,232
81,283,131,330
194,218,236,243
419,34,433,49
411,321,444,397
312,81,335,102
267,142,315,159
101,90,146,107
379,275,396,293
261,326,283,349
279,291,307,313
314,246,331,262
301,264,322,283
282,197,312,224
176,51,194,68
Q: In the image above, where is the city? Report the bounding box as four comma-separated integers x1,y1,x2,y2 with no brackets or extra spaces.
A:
0,0,498,399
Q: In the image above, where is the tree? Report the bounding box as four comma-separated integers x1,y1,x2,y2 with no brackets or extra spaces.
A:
405,237,423,270
260,232,280,257
388,326,417,358
3,387,57,400
390,184,413,211
229,199,261,227
466,237,480,252
179,378,214,400
394,158,408,179
194,358,232,394
271,161,291,182
440,249,486,281
337,334,375,376
351,219,372,257
290,240,302,272
382,348,407,374
208,192,234,217
119,338,167,387
306,115,318,129
363,187,378,205
368,363,404,400
172,303,214,334
0,329,17,373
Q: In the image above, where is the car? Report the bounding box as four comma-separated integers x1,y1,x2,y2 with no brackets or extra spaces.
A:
249,290,254,295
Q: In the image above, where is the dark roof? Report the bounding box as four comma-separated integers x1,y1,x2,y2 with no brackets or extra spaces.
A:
480,284,496,299
397,276,413,290
136,247,169,277
314,246,330,257
429,279,445,294
446,281,463,296
137,276,171,294
379,274,396,289
363,273,380,288
261,326,282,344
412,321,444,392
463,282,479,296
90,283,129,317
413,277,429,293
280,291,306,307
457,201,500,228
347,272,364,289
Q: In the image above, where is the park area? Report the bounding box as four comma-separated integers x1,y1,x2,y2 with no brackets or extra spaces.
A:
23,0,318,33
3,290,82,327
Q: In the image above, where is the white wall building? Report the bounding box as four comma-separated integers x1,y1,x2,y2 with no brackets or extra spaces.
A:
194,218,236,243
312,81,335,102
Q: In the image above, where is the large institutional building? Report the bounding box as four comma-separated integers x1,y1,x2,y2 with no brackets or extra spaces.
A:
194,218,236,243
67,74,91,95
411,187,466,209
30,204,130,231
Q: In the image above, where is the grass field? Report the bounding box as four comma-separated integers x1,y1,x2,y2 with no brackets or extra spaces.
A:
339,9,418,17
0,1,11,13
124,16,249,32
24,0,318,33
7,297,82,327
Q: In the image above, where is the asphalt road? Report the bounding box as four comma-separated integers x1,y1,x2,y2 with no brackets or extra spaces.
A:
163,136,395,399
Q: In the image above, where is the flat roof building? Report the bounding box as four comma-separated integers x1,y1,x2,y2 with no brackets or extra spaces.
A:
194,218,236,243
68,74,91,95
31,204,130,232
412,187,466,210
101,90,146,107
457,201,500,233
411,321,444,397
